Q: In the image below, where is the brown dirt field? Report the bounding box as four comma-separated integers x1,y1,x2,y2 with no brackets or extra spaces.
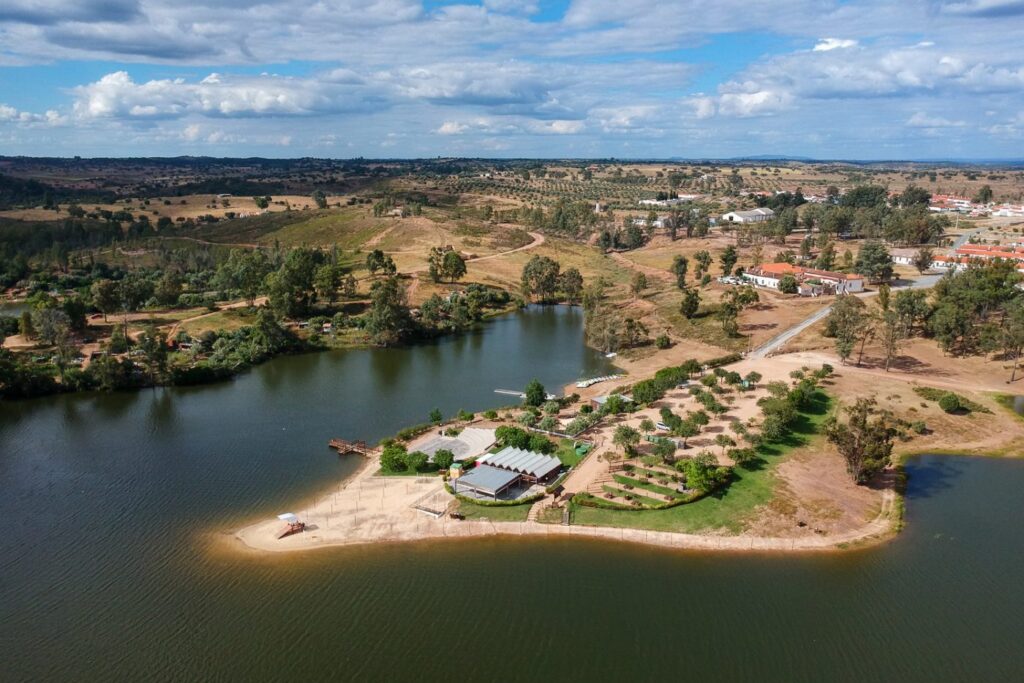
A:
0,194,318,222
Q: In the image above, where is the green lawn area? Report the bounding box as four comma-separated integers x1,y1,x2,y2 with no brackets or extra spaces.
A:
572,391,834,534
554,438,589,467
612,474,685,500
601,485,665,507
456,500,532,522
994,394,1024,422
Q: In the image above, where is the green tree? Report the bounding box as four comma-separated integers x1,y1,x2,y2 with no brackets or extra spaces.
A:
826,295,868,365
90,279,120,322
405,450,429,472
521,255,561,302
154,271,183,307
442,250,467,283
266,249,320,318
694,250,713,279
433,449,455,470
720,245,738,277
877,310,906,371
912,247,934,274
524,378,546,407
778,273,799,294
380,443,408,472
366,276,412,346
680,287,700,319
854,241,893,283
136,325,168,385
877,283,891,312
559,267,584,304
974,184,993,204
312,190,328,209
1001,298,1024,382
670,255,688,290
429,407,443,424
612,425,641,457
717,285,758,337
31,308,70,347
825,398,895,483
313,263,343,303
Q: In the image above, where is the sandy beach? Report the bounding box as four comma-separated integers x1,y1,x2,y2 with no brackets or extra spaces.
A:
234,352,915,556
233,449,899,555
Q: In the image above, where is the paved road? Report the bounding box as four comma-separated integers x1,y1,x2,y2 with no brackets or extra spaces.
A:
748,274,941,359
951,227,983,250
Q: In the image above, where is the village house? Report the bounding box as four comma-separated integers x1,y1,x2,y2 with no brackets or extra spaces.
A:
992,204,1024,218
721,207,775,224
955,244,1024,263
744,262,865,295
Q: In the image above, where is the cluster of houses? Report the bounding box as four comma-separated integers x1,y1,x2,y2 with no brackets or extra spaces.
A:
928,194,1024,218
892,243,1024,275
743,262,865,296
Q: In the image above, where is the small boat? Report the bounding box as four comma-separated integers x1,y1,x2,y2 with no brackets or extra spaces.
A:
276,512,306,539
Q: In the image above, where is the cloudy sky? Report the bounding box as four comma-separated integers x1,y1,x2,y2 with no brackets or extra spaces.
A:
1,0,1023,159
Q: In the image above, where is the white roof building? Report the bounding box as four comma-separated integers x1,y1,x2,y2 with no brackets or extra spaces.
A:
722,208,775,223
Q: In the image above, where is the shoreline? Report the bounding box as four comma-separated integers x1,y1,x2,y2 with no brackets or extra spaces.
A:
232,434,901,556
232,489,899,555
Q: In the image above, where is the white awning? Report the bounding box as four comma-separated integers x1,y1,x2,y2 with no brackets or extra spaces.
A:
277,513,299,523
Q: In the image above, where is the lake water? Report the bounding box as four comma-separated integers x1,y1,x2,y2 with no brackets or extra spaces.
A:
2,306,1023,681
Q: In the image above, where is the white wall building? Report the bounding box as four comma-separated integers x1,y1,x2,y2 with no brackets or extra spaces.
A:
721,208,775,224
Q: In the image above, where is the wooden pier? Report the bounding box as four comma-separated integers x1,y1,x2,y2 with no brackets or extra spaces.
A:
328,439,377,456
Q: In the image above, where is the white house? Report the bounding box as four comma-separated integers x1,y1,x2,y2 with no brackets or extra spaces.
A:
721,208,775,224
743,262,865,295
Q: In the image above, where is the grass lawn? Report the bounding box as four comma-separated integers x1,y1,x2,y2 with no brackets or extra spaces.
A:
179,308,259,335
456,500,532,522
601,485,665,507
554,438,588,467
994,393,1024,422
536,506,564,524
572,391,834,534
612,474,685,500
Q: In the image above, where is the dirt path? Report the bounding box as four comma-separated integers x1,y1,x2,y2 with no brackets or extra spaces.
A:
464,231,546,264
165,296,267,338
364,223,398,248
155,235,261,249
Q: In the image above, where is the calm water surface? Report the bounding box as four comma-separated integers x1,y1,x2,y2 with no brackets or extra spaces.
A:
2,306,1023,681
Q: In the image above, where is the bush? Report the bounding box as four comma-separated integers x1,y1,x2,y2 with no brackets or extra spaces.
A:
433,449,455,469
938,392,961,413
655,334,671,349
910,420,928,435
405,450,429,472
483,410,498,420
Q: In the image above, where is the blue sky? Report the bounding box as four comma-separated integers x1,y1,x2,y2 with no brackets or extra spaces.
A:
1,0,1023,159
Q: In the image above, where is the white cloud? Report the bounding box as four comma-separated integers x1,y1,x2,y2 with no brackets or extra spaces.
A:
907,112,966,127
437,121,469,135
72,70,375,120
813,38,858,52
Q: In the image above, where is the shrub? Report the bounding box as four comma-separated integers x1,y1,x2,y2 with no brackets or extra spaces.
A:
483,410,498,420
938,392,961,413
910,420,927,435
433,449,455,469
655,334,671,349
